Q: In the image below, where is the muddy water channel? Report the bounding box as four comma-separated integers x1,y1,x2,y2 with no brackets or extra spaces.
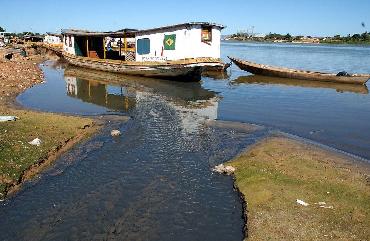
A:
2,42,370,241
1,61,268,241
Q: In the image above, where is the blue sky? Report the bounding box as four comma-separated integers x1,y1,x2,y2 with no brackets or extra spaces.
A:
1,0,369,36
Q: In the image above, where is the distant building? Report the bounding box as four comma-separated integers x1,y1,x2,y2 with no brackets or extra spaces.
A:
0,32,12,44
24,35,43,42
44,33,62,45
254,33,266,38
294,36,320,44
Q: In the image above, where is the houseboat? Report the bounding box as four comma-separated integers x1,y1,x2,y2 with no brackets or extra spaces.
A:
61,22,228,81
43,33,63,47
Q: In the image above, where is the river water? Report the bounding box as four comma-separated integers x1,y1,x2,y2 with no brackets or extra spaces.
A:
1,42,370,241
218,41,370,159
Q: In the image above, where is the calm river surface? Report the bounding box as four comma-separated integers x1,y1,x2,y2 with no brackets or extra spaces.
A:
1,42,370,241
218,41,370,159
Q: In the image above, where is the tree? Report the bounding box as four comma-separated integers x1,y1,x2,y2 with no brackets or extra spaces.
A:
333,35,341,40
284,33,292,41
352,34,361,40
0,26,5,32
361,32,369,41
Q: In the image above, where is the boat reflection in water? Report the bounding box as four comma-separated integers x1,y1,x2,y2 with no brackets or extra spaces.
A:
65,76,136,112
231,75,369,95
64,66,219,133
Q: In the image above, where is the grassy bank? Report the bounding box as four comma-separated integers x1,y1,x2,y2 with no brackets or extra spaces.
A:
0,49,99,199
0,110,97,198
228,137,370,240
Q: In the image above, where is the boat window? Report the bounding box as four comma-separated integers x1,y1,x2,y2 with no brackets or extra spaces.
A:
64,36,67,45
137,38,150,55
201,26,212,43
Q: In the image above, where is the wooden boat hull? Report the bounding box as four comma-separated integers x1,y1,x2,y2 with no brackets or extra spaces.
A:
38,44,229,81
229,56,370,85
63,53,204,81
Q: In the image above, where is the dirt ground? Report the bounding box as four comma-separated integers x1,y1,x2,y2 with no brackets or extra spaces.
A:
229,136,370,241
0,46,99,199
0,47,45,106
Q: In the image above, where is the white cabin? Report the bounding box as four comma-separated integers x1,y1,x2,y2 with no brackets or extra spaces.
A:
135,22,224,62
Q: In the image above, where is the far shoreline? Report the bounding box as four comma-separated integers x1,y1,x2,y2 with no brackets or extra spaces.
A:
222,39,370,47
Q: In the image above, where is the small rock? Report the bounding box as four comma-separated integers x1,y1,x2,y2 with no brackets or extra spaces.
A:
319,205,334,209
28,138,42,146
111,130,121,137
213,164,236,175
296,199,309,206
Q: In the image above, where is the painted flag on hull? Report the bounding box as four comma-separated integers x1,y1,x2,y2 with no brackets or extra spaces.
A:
164,34,176,50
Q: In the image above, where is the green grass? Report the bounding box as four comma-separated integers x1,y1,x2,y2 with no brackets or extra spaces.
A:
0,108,96,198
229,137,370,241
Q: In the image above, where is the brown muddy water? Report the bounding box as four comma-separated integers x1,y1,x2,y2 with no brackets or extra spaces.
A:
1,42,370,241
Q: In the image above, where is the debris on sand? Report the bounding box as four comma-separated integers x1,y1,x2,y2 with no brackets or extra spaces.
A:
296,199,309,206
111,129,121,137
0,116,18,122
28,138,42,146
213,164,236,175
319,205,334,209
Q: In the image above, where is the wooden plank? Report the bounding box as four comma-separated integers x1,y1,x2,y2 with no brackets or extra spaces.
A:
103,38,106,59
86,37,89,58
119,37,122,57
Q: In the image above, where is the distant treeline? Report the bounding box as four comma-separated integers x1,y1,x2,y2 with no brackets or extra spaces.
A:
0,26,41,37
228,31,370,44
264,33,294,41
321,32,370,44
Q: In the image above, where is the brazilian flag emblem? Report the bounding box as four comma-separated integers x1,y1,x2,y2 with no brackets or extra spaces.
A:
164,34,176,50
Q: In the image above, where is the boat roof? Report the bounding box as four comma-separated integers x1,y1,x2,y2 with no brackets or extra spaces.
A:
45,32,62,37
135,22,225,34
61,22,225,37
61,28,137,37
